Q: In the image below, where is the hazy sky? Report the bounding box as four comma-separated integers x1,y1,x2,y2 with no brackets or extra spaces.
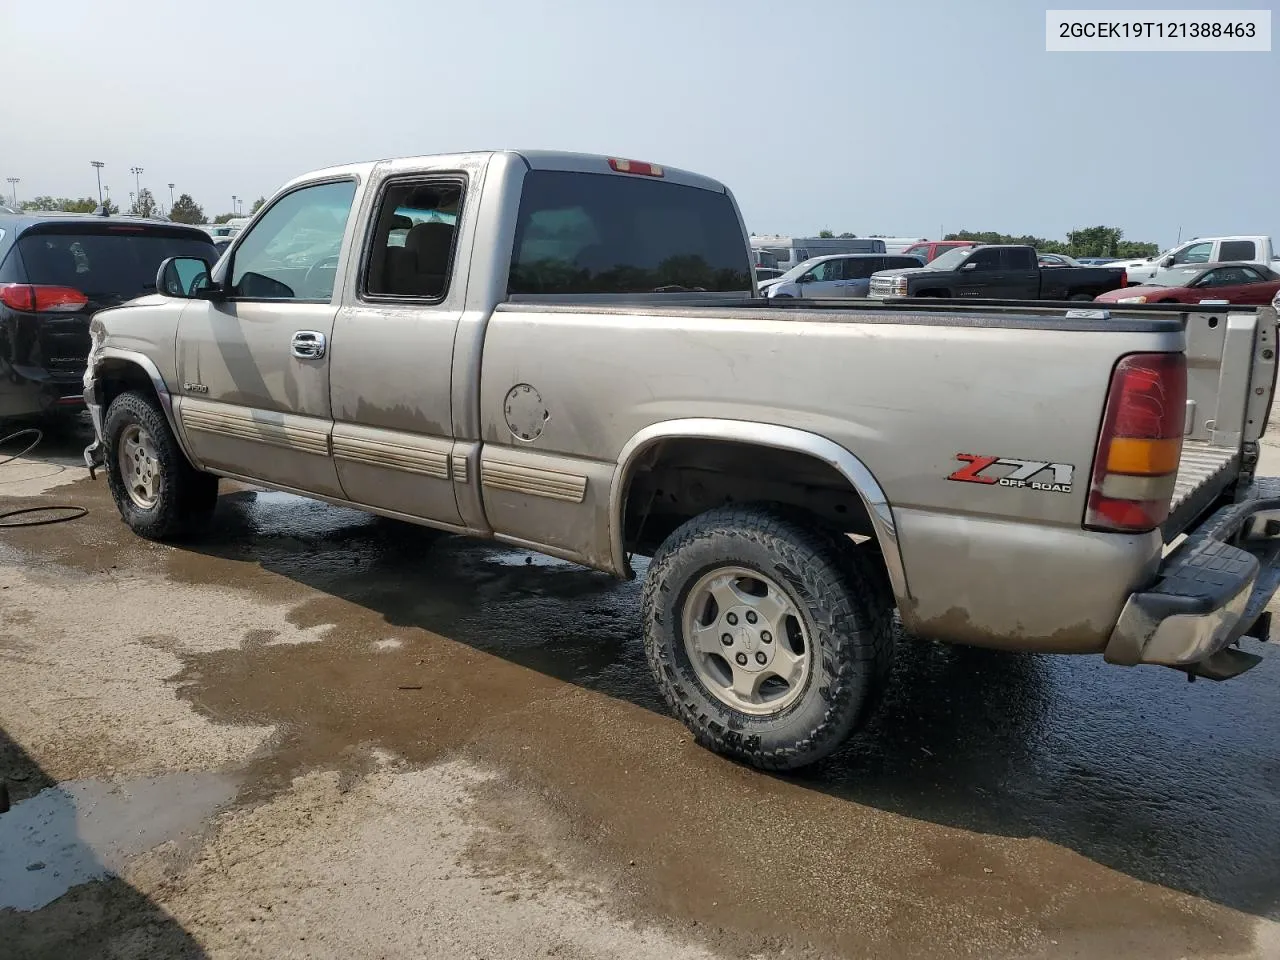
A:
3,0,1275,247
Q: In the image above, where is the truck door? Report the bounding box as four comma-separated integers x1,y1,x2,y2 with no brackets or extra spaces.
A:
955,247,1004,297
175,179,358,497
1001,247,1041,298
327,168,480,528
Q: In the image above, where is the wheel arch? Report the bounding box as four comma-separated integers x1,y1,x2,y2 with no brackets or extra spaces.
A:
90,349,196,463
609,418,909,603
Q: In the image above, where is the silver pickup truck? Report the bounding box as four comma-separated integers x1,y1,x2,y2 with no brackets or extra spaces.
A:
82,150,1280,770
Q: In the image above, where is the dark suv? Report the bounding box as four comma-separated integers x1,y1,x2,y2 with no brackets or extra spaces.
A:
0,214,217,420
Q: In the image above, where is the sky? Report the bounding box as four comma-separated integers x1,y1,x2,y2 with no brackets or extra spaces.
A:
2,0,1275,248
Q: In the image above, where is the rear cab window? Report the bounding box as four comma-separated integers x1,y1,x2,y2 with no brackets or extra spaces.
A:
508,170,751,295
1219,240,1257,261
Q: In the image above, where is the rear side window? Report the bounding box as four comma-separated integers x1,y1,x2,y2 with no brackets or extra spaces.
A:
884,256,923,269
364,178,464,300
841,259,878,280
1219,240,1257,261
509,171,750,295
16,229,216,300
1003,248,1037,270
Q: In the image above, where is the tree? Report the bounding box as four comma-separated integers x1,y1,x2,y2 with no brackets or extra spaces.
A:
943,224,1160,259
838,232,858,238
21,196,60,211
818,229,834,238
250,196,266,214
213,212,237,224
168,193,206,224
129,188,159,218
59,197,99,213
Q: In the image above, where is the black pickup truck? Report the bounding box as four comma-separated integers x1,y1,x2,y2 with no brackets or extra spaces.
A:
868,244,1128,301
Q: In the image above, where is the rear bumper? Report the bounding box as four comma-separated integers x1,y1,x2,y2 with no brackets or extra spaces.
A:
0,362,87,419
1106,477,1280,670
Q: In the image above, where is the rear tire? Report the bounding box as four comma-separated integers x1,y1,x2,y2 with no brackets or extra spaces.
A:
643,506,895,770
103,391,218,541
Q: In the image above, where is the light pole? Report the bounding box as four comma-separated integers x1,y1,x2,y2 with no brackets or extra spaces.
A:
130,166,144,199
90,161,105,205
168,183,175,214
129,191,135,214
5,178,18,207
231,195,238,217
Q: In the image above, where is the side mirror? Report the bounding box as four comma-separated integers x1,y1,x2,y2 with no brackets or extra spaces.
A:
961,262,978,271
1161,257,1175,268
796,274,811,283
157,256,215,299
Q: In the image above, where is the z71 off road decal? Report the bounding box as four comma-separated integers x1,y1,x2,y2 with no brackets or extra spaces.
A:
947,454,1074,494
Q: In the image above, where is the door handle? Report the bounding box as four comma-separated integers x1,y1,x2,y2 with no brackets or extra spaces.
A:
291,330,327,360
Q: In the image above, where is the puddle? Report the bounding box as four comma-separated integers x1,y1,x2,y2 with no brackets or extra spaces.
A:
0,771,236,910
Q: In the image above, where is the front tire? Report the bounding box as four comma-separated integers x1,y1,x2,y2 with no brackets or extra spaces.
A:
103,391,218,540
643,506,895,770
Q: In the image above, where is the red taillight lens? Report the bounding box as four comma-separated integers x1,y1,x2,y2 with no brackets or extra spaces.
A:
1086,352,1186,533
0,283,88,313
607,157,664,177
1120,269,1128,288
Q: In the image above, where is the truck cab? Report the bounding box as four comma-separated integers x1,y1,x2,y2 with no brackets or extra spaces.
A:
1119,236,1276,285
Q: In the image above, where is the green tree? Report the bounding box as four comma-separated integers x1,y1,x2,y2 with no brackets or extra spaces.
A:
818,229,834,238
250,196,266,214
129,188,159,218
213,212,236,224
58,197,99,213
168,193,206,224
21,196,60,211
838,232,858,238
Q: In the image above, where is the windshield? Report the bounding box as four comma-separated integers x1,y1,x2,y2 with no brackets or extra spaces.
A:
925,247,972,271
1148,266,1203,288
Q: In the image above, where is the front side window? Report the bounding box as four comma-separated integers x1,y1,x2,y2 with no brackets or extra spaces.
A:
230,180,356,300
1172,241,1212,266
804,260,839,282
968,248,1001,270
364,178,464,300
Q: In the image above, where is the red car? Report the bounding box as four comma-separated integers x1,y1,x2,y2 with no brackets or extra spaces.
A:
1095,262,1280,305
900,239,980,263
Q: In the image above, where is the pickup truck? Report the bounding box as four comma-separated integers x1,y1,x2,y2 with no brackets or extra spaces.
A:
82,150,1280,771
868,244,1128,301
1115,235,1277,285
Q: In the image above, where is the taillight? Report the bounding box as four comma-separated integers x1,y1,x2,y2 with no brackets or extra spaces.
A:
607,157,664,177
1120,269,1128,287
1085,352,1186,533
0,283,89,313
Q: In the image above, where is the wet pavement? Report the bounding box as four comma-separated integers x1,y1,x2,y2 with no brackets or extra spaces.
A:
1,419,1278,958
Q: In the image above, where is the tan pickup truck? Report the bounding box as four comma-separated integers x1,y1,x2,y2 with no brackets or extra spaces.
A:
83,150,1280,770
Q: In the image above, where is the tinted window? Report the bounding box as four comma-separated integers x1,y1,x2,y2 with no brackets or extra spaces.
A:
1219,240,1256,261
16,228,216,303
509,171,751,295
364,179,463,300
804,260,841,282
903,245,929,259
968,248,1001,270
884,256,924,269
841,258,878,280
1003,248,1037,270
1201,266,1255,287
231,180,356,300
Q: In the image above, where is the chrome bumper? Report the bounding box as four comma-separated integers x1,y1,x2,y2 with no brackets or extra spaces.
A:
1106,478,1280,675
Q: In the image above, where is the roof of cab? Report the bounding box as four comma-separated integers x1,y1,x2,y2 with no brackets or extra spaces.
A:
279,150,730,195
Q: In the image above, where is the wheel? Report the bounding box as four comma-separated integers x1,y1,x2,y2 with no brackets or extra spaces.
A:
643,506,895,770
103,391,218,540
772,293,793,299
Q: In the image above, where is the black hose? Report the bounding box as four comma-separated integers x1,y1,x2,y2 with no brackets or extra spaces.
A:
0,428,89,528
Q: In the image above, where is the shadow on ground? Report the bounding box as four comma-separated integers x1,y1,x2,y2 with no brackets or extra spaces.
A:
166,488,1280,926
0,727,208,960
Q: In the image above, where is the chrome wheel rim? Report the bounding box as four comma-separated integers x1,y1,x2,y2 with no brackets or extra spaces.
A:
681,566,811,716
118,424,162,509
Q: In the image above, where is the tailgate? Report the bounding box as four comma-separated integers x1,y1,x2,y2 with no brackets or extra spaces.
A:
1163,303,1279,539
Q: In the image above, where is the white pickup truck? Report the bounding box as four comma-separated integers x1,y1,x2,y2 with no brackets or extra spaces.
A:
1118,235,1277,285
